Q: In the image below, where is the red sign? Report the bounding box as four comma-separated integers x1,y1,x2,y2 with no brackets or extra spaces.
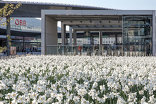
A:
15,19,26,26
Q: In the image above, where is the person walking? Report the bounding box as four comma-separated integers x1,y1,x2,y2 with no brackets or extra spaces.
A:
78,45,82,55
146,43,150,56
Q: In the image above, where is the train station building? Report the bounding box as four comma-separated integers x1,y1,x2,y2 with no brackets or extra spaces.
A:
0,1,156,56
42,10,156,56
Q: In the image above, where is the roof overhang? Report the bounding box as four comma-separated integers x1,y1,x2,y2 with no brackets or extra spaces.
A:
42,10,154,17
0,1,113,17
42,10,154,32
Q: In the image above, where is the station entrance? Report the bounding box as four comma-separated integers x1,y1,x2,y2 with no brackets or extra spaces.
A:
42,10,154,56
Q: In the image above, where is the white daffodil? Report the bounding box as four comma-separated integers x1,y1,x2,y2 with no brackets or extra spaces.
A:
117,97,126,104
78,88,87,96
148,95,156,104
0,56,156,103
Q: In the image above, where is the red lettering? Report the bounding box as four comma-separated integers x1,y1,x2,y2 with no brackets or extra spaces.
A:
20,20,22,26
23,20,26,26
15,19,19,25
15,19,26,26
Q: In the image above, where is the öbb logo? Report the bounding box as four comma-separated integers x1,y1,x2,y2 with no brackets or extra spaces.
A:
15,19,26,26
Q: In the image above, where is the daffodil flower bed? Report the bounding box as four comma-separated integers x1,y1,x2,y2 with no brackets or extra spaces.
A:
0,55,156,104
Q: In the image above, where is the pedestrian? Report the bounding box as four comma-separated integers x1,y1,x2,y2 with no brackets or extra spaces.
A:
78,46,82,55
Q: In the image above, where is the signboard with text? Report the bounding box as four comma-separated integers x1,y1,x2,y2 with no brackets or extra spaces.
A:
15,19,26,26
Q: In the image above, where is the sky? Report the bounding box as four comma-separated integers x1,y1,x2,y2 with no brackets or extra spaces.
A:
2,0,156,10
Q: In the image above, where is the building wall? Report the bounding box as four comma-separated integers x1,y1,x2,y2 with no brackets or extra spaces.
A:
41,15,58,55
152,11,156,55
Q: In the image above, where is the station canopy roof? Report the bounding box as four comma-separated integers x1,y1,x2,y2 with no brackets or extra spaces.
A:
0,1,114,17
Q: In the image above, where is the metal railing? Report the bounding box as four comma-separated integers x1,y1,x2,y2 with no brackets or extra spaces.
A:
46,45,152,56
0,45,152,58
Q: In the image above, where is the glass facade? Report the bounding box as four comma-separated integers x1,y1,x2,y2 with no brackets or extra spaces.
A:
0,18,41,53
0,15,154,55
0,18,41,32
123,16,153,55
